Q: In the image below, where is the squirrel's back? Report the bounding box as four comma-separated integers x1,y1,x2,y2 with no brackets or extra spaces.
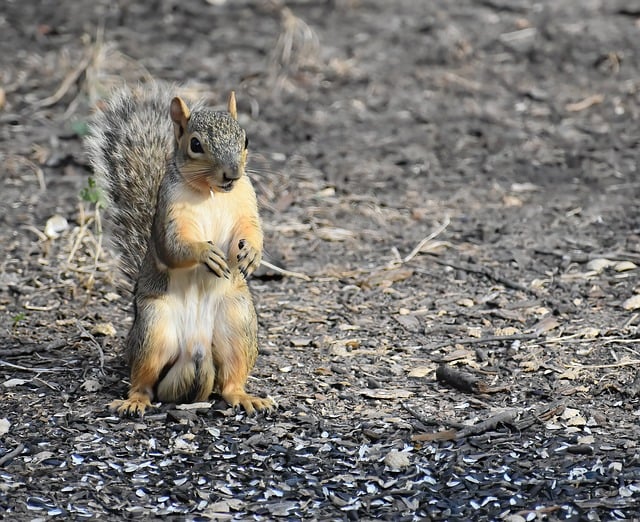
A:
86,83,195,283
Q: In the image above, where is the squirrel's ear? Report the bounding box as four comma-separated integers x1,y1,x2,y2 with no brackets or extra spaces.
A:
170,97,191,140
227,91,238,120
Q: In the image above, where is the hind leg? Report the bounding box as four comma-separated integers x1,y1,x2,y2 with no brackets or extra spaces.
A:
212,282,273,414
110,299,180,417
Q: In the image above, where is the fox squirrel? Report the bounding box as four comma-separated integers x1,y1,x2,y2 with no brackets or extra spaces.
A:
86,83,273,416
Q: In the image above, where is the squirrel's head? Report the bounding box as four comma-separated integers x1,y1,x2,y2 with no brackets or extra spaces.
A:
170,92,248,194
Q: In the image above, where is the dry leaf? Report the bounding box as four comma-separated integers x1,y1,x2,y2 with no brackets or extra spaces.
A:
290,337,312,347
176,402,212,410
510,182,539,193
494,326,520,336
329,344,351,357
520,360,541,372
623,295,640,311
586,258,613,272
383,450,411,469
361,389,413,400
439,349,475,363
394,314,420,330
44,215,69,239
364,268,414,287
466,327,482,338
81,378,102,392
503,195,523,207
316,226,356,241
562,407,586,426
567,415,587,426
557,368,581,380
579,327,600,339
3,378,28,388
91,322,116,336
533,316,559,335
411,429,456,442
407,366,432,378
615,261,637,272
562,407,580,419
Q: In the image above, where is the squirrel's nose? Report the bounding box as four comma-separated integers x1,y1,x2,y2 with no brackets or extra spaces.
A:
222,165,241,181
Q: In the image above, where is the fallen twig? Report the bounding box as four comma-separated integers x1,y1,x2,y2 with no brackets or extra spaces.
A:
436,364,487,394
34,48,93,108
0,443,25,467
565,94,604,112
260,259,311,281
0,360,68,373
3,339,67,358
433,332,539,350
455,409,519,439
567,358,640,370
512,401,565,431
77,321,105,371
402,403,466,429
401,216,450,264
412,402,565,442
534,248,640,265
425,254,534,294
387,216,451,269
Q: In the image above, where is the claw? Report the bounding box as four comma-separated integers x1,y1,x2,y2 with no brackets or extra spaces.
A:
109,396,152,418
222,392,274,414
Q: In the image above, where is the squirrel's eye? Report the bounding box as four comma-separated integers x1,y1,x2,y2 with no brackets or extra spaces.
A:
244,135,249,149
190,137,204,154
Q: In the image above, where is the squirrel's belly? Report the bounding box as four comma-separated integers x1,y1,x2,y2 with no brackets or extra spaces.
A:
165,268,229,353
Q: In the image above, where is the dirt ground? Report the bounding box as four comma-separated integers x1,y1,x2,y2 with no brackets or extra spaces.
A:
2,0,640,520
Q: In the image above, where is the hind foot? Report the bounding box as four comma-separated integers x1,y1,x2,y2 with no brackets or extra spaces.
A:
109,392,154,417
222,391,274,415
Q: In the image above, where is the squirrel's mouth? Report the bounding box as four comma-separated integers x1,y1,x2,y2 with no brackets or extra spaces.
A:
217,179,235,192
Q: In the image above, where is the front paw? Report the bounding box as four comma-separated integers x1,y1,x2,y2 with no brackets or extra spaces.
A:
236,239,261,278
199,241,230,279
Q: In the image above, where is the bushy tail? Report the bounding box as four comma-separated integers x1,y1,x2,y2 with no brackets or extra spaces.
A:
85,83,173,284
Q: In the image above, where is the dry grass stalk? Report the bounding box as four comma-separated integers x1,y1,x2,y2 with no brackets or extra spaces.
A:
268,4,321,91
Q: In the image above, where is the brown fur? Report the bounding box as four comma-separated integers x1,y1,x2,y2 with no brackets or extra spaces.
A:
87,84,272,416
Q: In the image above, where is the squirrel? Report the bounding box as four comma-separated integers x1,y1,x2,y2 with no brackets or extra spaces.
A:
85,83,273,416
